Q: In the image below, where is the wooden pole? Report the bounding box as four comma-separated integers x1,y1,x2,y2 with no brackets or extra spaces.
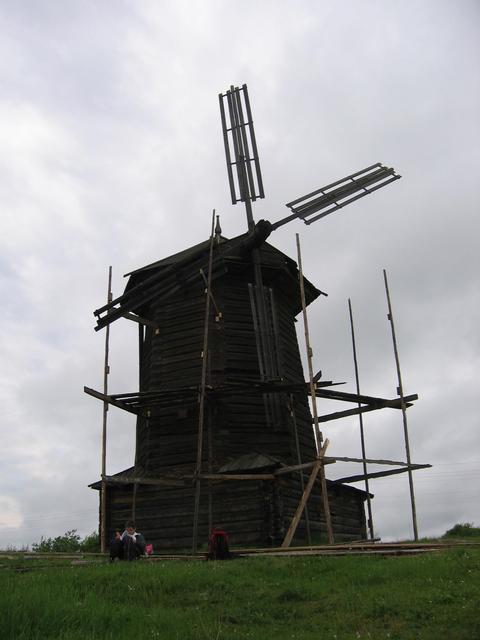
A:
282,439,329,547
288,395,312,544
383,269,419,541
296,234,334,544
132,322,144,522
348,299,375,540
100,266,112,554
192,210,216,553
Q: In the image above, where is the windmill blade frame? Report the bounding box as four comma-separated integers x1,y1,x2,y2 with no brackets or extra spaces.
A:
272,163,401,230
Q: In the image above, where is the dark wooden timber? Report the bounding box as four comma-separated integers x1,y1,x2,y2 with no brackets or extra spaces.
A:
333,463,431,484
316,394,418,423
122,312,159,329
313,388,418,407
84,387,139,415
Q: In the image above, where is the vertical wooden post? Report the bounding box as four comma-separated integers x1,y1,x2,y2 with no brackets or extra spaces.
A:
383,269,419,541
348,299,375,540
132,322,144,522
296,234,334,544
192,210,216,553
100,266,112,554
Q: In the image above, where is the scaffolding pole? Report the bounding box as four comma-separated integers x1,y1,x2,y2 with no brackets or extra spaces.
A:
348,298,375,540
100,266,112,554
192,210,216,553
296,234,334,544
288,395,312,544
383,269,419,541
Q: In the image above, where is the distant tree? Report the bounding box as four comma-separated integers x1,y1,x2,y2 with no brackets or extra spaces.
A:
443,522,480,538
31,530,101,553
80,531,100,552
32,530,81,552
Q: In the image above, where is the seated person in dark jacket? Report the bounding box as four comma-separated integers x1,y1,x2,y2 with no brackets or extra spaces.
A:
110,520,146,561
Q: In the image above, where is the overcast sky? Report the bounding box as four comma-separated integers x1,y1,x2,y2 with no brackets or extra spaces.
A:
0,0,478,548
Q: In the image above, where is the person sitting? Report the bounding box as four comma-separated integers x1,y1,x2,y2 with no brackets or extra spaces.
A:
207,526,231,560
109,520,146,561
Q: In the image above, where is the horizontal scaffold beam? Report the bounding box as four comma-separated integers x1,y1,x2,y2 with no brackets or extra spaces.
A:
84,386,139,414
122,312,159,329
313,388,418,408
104,475,185,487
99,459,431,488
333,463,432,484
84,381,417,412
316,394,418,424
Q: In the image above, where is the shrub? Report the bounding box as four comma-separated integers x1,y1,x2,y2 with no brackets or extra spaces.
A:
80,531,100,552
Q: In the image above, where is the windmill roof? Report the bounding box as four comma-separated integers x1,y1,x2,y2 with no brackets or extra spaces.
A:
94,223,325,331
124,236,230,277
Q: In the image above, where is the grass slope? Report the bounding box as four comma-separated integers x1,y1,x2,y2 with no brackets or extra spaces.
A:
1,548,479,639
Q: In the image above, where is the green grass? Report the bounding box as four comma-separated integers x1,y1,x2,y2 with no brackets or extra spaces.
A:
1,548,479,639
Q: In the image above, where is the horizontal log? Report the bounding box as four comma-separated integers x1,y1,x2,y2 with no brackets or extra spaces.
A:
198,473,275,481
104,475,185,488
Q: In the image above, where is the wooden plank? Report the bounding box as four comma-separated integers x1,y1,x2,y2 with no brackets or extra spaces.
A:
122,312,159,329
316,395,418,423
84,386,139,415
198,473,275,481
314,388,419,407
104,475,186,487
333,464,431,484
274,459,336,476
325,455,414,467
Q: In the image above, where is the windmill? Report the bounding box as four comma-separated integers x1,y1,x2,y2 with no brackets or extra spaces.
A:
86,84,425,553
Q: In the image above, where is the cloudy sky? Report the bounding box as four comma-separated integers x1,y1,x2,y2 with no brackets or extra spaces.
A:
0,0,478,548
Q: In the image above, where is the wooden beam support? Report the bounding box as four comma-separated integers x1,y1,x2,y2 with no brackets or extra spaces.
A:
274,459,336,476
281,439,330,548
333,464,431,484
316,394,418,424
313,388,418,407
122,312,159,330
84,386,139,415
197,473,275,481
325,455,414,467
104,475,185,487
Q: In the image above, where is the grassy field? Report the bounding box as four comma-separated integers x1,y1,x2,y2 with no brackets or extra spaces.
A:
1,547,479,639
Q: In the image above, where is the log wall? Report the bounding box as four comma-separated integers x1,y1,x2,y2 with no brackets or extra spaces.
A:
101,242,369,548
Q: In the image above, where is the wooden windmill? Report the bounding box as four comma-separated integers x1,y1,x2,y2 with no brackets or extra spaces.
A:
86,84,424,552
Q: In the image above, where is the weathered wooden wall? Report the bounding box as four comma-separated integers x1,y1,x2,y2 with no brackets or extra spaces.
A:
98,240,369,548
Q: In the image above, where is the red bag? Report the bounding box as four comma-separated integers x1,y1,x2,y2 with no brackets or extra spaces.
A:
145,543,153,555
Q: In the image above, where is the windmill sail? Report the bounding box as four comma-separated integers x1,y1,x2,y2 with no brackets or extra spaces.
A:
219,84,265,205
272,163,401,230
